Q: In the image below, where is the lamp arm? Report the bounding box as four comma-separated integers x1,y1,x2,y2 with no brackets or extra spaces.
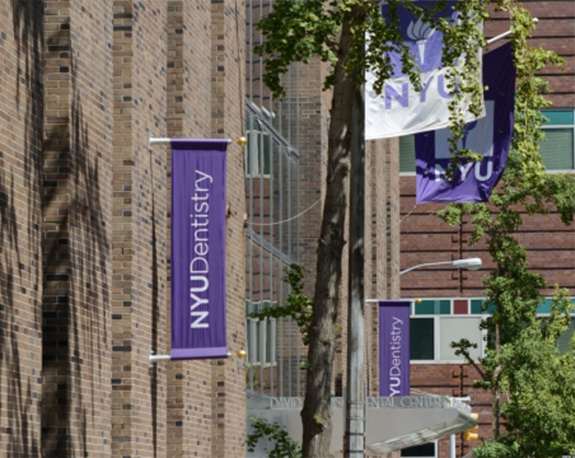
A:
399,260,453,276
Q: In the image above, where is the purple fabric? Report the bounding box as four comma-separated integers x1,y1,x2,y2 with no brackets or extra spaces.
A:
415,43,516,204
171,347,228,360
379,301,411,397
170,139,228,360
383,1,457,77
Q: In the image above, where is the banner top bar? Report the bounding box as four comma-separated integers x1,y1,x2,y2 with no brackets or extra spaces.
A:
148,133,246,150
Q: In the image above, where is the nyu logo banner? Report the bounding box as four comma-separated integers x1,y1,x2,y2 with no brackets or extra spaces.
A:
379,301,411,397
415,43,515,204
366,1,484,140
171,139,228,359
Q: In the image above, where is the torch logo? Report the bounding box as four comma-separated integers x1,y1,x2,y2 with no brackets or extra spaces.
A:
406,18,436,66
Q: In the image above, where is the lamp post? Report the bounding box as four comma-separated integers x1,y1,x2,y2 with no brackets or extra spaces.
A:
400,258,482,276
400,258,480,458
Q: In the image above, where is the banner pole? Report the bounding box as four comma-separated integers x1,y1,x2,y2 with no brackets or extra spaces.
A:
486,18,537,45
148,133,247,150
148,350,171,367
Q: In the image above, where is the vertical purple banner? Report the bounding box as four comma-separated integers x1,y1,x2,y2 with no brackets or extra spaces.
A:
379,301,411,396
415,43,516,203
170,139,228,360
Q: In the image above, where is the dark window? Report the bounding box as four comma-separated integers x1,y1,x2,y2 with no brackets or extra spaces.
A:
410,318,434,360
401,442,435,457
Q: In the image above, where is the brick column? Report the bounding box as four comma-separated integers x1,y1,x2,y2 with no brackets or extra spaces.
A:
210,0,247,456
111,1,168,457
42,1,114,456
165,1,213,456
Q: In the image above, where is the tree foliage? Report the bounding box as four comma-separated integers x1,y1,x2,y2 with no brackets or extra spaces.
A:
452,289,575,458
247,416,303,458
255,0,575,456
440,4,575,456
248,264,313,345
257,0,490,175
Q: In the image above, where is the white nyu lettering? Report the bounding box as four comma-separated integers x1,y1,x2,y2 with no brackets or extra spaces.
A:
190,291,209,328
188,169,213,330
389,316,404,396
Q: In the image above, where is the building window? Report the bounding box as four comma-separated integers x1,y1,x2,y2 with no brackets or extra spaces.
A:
410,318,434,360
400,135,416,173
411,315,485,363
401,442,437,458
246,118,272,177
409,298,487,363
246,301,277,366
541,110,575,171
398,109,575,173
245,101,302,397
438,316,484,361
408,297,575,362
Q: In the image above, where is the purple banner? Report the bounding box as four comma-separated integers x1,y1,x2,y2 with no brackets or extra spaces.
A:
379,301,411,397
170,139,228,360
415,43,516,203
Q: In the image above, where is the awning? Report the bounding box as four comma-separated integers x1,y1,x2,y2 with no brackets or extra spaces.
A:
247,393,477,456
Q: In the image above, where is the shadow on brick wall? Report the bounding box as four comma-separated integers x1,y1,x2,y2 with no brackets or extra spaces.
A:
41,44,111,458
149,151,160,457
0,1,44,456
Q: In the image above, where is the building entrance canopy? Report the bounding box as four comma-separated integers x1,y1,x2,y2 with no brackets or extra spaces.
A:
247,394,477,455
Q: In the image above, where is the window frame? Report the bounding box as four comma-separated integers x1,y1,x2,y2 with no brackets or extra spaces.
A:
410,315,487,364
245,126,273,178
540,120,575,172
247,314,277,367
246,300,278,367
397,109,575,174
406,296,575,364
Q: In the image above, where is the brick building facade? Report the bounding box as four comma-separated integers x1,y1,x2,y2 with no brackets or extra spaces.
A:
401,2,575,457
1,0,399,457
4,1,569,458
1,1,248,457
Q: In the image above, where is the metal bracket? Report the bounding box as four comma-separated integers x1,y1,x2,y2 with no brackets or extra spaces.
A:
149,349,171,367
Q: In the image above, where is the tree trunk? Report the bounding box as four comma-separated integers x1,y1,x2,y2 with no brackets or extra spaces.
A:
301,17,359,458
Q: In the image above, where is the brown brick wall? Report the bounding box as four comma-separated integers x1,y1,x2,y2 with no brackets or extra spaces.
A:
0,1,44,456
367,138,401,396
400,175,575,298
488,1,575,107
42,0,114,457
111,1,170,457
1,1,247,457
165,1,213,456
210,0,247,456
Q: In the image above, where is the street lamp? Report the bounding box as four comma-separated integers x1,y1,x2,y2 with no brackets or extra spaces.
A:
399,258,480,458
400,257,482,276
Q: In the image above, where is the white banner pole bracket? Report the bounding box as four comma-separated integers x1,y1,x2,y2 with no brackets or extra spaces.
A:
148,132,171,150
486,18,538,45
149,349,171,367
